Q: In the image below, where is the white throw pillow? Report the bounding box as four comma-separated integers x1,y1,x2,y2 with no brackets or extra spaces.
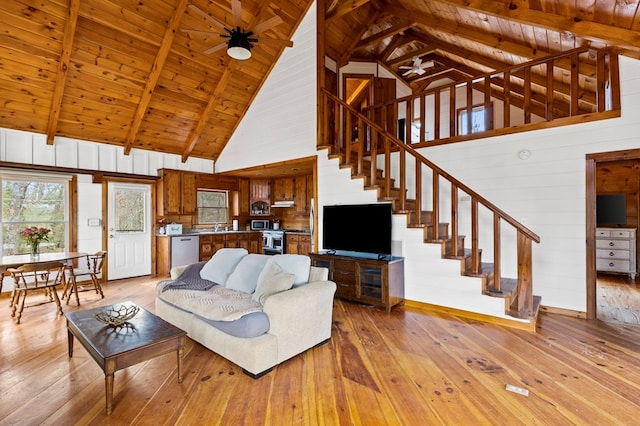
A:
199,248,248,286
252,261,295,305
225,254,270,294
258,254,310,286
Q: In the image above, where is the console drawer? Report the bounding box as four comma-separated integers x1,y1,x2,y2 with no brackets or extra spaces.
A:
596,249,631,259
596,239,630,250
596,258,631,271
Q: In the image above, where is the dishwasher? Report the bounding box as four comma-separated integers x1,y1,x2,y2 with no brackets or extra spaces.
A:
171,235,200,268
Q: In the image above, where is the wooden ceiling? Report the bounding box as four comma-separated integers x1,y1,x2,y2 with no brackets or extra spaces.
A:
2,0,640,166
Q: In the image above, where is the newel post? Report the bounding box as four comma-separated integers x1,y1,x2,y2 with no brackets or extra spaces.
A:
516,232,533,317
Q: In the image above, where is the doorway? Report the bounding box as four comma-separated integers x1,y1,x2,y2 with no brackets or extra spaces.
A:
106,181,152,280
586,148,640,324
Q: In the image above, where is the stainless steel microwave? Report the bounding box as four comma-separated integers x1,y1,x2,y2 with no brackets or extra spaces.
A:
251,219,270,230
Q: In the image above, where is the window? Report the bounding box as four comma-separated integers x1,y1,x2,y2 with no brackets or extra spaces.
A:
197,190,228,224
457,103,492,135
1,173,69,256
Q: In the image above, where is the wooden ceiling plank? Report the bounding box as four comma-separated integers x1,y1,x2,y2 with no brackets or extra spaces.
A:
327,0,375,21
181,63,235,162
338,10,385,66
438,0,640,54
380,34,407,61
46,0,79,145
123,0,189,155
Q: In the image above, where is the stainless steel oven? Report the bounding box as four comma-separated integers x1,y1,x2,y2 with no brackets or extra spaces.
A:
263,230,284,255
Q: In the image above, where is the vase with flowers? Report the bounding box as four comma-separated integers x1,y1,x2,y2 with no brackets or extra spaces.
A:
20,226,51,258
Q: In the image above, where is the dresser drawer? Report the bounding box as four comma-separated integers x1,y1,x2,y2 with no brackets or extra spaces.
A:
597,249,631,259
596,239,630,250
596,230,611,238
596,258,630,271
611,229,633,238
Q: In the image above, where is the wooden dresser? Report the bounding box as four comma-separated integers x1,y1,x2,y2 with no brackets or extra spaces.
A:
596,227,637,279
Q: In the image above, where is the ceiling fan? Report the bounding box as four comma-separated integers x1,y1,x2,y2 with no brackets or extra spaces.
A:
399,57,434,76
182,0,293,60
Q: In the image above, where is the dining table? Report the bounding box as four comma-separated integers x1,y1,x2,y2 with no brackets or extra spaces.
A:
0,251,88,294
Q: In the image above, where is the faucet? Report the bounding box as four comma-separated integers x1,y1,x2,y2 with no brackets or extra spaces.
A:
214,223,220,232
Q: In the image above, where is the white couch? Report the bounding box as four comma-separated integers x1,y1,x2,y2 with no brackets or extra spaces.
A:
155,249,336,378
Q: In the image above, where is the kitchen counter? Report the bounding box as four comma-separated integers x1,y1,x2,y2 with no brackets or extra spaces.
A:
157,229,259,237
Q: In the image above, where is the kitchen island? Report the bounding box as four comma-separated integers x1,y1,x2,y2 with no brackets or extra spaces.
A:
156,230,262,276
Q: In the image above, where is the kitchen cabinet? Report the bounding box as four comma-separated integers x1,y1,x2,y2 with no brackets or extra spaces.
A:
286,233,311,255
294,176,309,214
157,169,196,216
250,178,271,216
239,178,250,216
309,253,404,312
199,232,262,261
273,178,294,202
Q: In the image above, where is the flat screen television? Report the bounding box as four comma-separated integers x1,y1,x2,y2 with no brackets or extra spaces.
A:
322,203,392,257
596,194,627,226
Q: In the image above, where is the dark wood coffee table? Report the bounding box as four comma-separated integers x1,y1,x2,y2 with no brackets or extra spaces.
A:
66,301,187,415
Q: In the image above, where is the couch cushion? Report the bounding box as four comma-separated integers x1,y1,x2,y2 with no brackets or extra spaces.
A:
193,311,270,338
258,254,311,287
252,261,295,305
200,248,248,285
225,254,270,294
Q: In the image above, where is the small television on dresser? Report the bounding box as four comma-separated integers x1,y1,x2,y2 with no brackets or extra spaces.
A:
596,194,627,226
322,203,392,257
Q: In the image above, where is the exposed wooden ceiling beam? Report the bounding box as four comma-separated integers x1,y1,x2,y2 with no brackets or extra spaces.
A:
338,11,385,66
46,0,80,145
181,64,234,162
386,44,437,66
124,0,189,155
355,21,414,49
327,0,375,21
438,0,640,55
379,34,408,62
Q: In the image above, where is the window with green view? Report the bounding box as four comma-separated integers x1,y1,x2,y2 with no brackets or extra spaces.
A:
197,190,228,224
1,175,69,256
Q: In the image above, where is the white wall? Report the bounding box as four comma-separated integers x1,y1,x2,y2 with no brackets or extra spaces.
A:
214,4,318,172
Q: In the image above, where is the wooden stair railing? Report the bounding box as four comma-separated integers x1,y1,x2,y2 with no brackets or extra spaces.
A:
319,89,541,319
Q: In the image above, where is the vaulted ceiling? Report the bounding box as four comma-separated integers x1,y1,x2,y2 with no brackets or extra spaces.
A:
2,0,640,164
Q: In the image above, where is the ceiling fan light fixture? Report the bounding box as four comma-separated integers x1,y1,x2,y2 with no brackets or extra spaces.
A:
227,30,252,60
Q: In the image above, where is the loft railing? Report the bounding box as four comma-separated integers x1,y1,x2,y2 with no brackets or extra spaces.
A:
368,47,618,148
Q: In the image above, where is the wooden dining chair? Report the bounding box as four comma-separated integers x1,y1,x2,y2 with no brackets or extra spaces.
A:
63,251,106,306
8,261,66,324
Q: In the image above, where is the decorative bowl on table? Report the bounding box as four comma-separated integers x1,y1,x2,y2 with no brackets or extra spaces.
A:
94,304,140,326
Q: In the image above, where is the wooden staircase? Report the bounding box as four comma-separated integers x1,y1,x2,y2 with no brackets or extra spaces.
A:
328,148,542,326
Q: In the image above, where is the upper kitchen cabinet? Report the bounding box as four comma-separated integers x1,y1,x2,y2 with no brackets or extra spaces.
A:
272,178,294,202
238,178,250,216
157,169,196,216
294,175,311,215
250,179,271,216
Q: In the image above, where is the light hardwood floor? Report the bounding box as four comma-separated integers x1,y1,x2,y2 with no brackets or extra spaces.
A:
597,272,640,325
1,276,640,425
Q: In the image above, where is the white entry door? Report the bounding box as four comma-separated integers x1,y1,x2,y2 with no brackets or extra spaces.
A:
107,182,152,280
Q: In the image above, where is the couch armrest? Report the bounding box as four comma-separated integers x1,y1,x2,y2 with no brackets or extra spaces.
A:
170,264,189,280
262,280,336,362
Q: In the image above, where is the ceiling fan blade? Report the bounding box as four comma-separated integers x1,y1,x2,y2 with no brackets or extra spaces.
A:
188,5,227,32
399,65,412,70
181,29,224,36
416,68,426,75
231,0,243,28
257,37,293,48
420,61,435,69
252,15,284,35
412,57,422,67
402,69,413,76
251,45,273,60
203,42,228,55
